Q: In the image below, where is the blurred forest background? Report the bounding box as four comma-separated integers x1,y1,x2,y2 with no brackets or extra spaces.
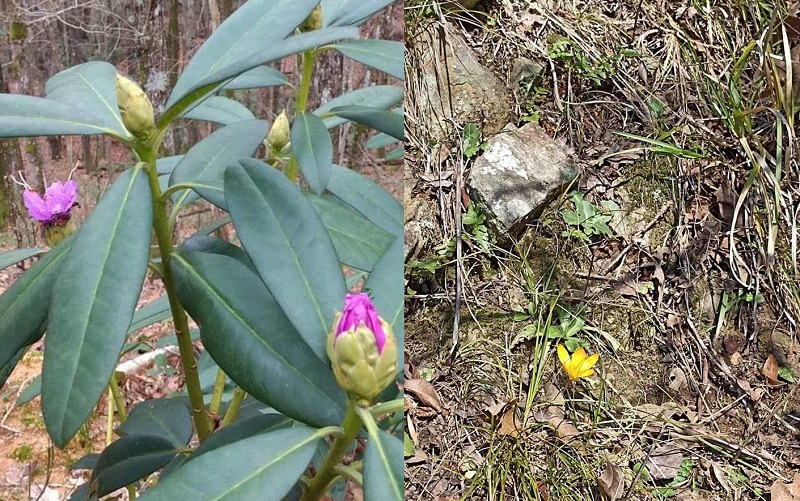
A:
0,0,403,247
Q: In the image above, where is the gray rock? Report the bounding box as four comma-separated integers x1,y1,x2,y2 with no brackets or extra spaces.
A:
412,23,511,142
468,123,577,235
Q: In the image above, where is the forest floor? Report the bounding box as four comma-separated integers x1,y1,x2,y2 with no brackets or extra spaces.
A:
404,1,800,500
0,135,401,500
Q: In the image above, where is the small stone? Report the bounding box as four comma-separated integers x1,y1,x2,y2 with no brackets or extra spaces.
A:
468,123,577,235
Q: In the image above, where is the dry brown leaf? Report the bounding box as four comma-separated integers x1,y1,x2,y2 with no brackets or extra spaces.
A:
771,474,800,500
498,408,520,437
405,378,443,411
762,354,781,386
646,445,685,480
709,461,732,494
548,414,579,441
596,461,624,500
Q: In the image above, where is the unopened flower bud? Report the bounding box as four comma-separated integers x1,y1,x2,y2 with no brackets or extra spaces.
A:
327,293,398,404
116,73,155,139
267,110,290,158
299,5,323,32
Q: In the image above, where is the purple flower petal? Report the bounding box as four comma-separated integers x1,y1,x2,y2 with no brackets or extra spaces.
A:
22,190,52,222
44,180,78,216
337,292,386,353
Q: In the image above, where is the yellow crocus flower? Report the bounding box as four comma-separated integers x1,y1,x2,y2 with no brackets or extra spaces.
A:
557,344,599,381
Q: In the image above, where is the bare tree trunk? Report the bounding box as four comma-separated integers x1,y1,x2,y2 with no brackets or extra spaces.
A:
167,0,182,154
208,0,221,31
81,137,96,173
0,50,22,227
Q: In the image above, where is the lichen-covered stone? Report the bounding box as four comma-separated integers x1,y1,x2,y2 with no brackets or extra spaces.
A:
411,23,511,142
468,123,577,235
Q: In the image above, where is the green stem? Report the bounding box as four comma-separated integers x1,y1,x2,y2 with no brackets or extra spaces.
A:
209,368,227,416
138,147,213,441
109,374,128,422
220,387,247,428
300,399,362,501
286,49,318,183
369,399,403,419
333,465,363,485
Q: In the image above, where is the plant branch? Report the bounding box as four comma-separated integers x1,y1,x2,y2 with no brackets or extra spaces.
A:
138,148,213,441
220,386,247,428
209,368,227,416
300,399,362,501
286,49,318,182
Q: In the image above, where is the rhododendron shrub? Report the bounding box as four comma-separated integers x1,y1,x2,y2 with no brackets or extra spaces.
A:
0,1,403,499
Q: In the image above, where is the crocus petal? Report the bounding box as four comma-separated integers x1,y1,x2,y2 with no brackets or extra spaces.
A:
557,344,570,365
577,353,599,377
572,347,587,365
22,190,52,222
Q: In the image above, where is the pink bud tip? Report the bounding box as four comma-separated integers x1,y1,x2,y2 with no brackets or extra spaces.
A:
336,292,386,353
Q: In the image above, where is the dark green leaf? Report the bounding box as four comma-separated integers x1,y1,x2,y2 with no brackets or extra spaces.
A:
327,164,402,236
292,112,332,194
328,105,403,140
171,251,346,428
183,96,255,125
321,0,397,27
223,66,288,90
365,132,400,149
15,373,41,407
0,239,71,369
170,120,268,211
0,94,113,138
331,40,403,80
128,295,171,334
0,344,27,389
157,155,184,175
72,453,100,471
90,434,179,497
306,194,395,272
315,86,403,129
187,414,291,464
168,0,337,108
365,238,403,370
135,428,322,501
117,397,193,447
364,429,404,501
0,247,44,270
44,61,132,140
179,235,256,273
43,167,153,448
224,159,346,360
69,482,89,501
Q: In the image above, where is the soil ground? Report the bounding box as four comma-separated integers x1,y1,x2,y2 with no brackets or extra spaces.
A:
404,1,800,500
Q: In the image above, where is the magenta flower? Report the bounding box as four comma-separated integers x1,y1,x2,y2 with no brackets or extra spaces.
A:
22,180,78,226
336,292,386,353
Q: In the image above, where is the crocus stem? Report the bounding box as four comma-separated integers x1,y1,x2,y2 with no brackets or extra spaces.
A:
300,398,362,501
138,147,213,441
286,49,318,183
209,368,227,416
220,386,247,428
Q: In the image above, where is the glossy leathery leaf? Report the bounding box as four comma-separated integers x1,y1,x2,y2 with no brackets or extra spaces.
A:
128,295,171,334
330,40,403,80
117,397,193,447
179,235,256,273
364,429,404,501
136,428,323,501
43,167,152,448
224,159,346,360
0,247,44,270
45,61,132,140
0,94,112,137
291,112,332,194
328,105,403,140
327,164,402,236
171,250,346,427
365,238,404,370
315,85,403,129
306,193,395,272
0,239,71,369
90,434,179,498
223,66,288,90
321,0,396,27
183,96,255,125
170,120,268,211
